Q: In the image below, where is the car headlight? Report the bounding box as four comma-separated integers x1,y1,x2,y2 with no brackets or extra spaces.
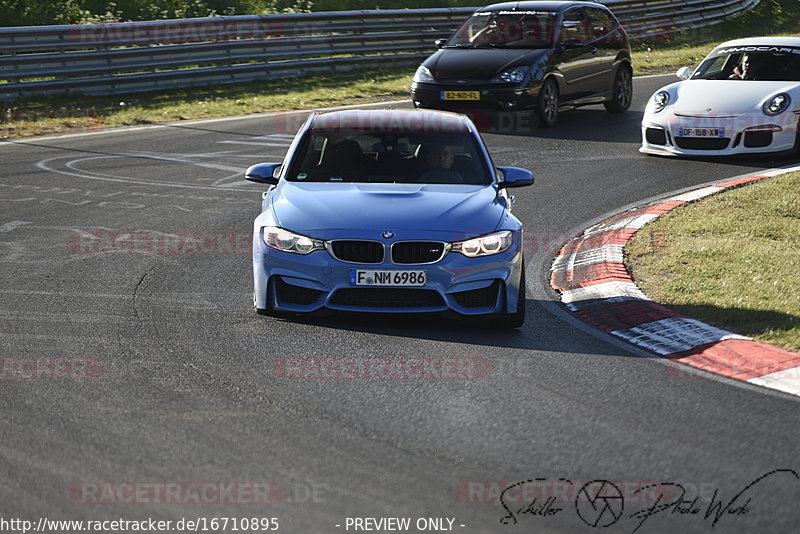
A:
493,67,528,84
413,65,434,83
763,93,791,116
262,226,324,254
452,231,512,257
652,91,670,113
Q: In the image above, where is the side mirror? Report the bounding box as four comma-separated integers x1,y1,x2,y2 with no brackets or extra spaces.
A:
497,166,534,188
245,162,281,185
676,66,692,80
434,38,447,49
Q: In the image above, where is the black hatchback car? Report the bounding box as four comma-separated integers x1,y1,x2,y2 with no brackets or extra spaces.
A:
410,1,632,126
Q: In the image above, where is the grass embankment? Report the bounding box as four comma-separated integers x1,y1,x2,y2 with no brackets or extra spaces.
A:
632,30,797,74
0,68,412,138
3,30,799,139
625,173,800,352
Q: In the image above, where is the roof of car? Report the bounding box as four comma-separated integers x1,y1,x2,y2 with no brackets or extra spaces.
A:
308,109,474,134
714,36,800,49
478,1,606,12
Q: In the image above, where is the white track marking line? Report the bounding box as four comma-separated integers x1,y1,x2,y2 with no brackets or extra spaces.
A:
748,367,800,396
552,244,624,272
668,186,725,202
36,155,255,192
0,221,34,232
560,281,650,304
585,213,659,234
217,141,291,147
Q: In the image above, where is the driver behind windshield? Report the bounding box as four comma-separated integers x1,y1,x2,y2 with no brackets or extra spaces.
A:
449,12,555,48
416,144,463,183
290,132,490,185
730,53,757,79
426,145,455,170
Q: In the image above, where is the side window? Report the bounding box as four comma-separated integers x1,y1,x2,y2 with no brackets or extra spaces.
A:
560,9,589,44
587,8,616,39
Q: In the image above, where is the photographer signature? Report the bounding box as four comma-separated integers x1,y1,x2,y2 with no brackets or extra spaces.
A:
499,469,798,531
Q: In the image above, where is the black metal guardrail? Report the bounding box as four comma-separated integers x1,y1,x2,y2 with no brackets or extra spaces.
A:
0,0,760,100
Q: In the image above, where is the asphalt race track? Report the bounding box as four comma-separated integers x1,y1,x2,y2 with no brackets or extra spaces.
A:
1,74,799,533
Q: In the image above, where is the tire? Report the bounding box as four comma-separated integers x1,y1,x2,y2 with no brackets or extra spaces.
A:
536,78,559,127
604,64,633,113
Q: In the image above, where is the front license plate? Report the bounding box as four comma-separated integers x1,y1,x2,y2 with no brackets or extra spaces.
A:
679,127,724,137
350,270,426,286
440,91,480,101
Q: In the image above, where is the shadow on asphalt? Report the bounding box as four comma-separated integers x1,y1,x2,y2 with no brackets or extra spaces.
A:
257,297,800,355
258,297,625,356
468,108,800,171
473,107,642,143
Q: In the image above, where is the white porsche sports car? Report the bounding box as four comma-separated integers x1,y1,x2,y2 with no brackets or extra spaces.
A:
641,37,800,156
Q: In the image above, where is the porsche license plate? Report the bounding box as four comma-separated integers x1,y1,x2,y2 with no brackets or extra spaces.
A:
679,127,724,137
350,270,426,286
440,91,480,101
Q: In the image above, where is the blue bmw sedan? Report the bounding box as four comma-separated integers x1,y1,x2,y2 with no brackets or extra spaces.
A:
247,109,533,327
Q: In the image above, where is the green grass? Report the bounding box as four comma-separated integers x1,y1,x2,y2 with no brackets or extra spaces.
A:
632,41,736,76
625,173,800,352
631,29,800,75
1,66,416,138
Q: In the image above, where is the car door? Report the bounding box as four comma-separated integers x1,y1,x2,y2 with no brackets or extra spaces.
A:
585,7,621,94
554,8,595,100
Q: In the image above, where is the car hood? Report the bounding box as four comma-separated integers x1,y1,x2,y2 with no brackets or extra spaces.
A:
670,80,799,116
426,48,548,81
269,182,506,237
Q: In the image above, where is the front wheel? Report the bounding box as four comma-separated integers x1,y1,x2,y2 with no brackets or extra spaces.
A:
536,78,559,127
604,65,632,113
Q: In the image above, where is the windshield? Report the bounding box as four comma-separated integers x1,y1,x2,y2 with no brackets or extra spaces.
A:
287,131,492,185
692,50,800,81
447,10,556,48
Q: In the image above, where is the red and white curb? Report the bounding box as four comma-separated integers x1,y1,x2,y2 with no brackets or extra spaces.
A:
551,166,800,397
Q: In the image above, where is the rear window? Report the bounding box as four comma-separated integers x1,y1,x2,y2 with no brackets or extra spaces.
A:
286,131,491,185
